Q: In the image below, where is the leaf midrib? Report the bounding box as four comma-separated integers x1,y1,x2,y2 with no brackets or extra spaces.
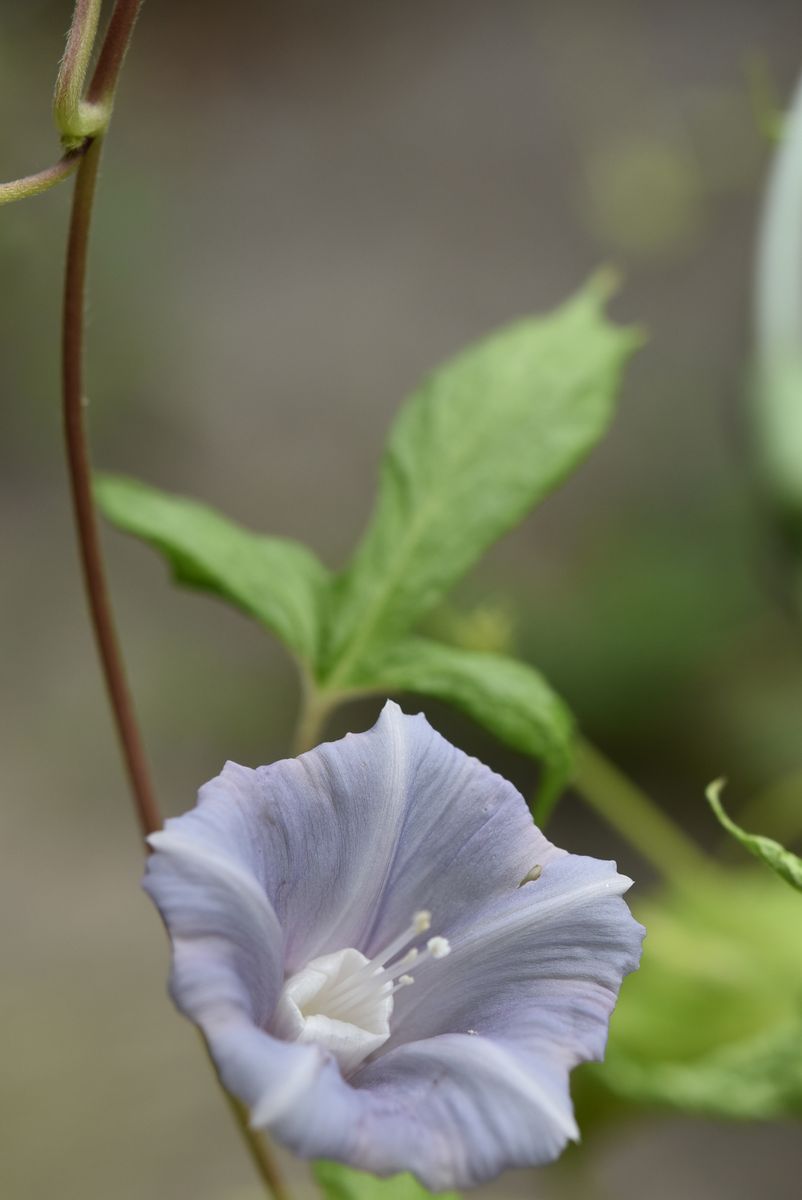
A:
323,344,604,687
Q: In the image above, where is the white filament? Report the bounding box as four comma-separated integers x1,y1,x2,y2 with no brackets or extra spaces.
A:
272,910,450,1074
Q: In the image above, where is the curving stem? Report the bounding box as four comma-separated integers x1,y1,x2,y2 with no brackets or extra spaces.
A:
0,146,87,205
58,3,290,1195
62,134,161,838
60,0,155,838
54,0,106,144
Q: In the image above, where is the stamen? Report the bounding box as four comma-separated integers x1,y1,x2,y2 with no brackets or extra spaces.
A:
388,948,418,975
390,934,450,976
325,947,417,1011
321,912,430,1009
274,908,451,1075
368,910,430,969
427,936,451,959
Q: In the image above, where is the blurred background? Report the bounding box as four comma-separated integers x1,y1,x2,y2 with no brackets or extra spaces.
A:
2,1,802,1197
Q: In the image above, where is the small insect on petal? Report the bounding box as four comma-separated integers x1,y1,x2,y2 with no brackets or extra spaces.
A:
519,864,543,886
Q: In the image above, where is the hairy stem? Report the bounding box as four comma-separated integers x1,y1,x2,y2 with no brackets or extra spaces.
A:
574,740,710,882
0,146,87,205
54,0,105,141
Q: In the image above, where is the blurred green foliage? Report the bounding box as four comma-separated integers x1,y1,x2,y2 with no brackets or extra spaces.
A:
315,1162,459,1200
583,868,802,1120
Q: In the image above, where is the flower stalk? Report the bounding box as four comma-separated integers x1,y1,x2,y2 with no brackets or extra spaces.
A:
221,1071,291,1200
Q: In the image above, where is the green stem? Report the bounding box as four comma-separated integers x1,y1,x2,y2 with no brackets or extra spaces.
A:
292,676,385,756
196,1033,289,1200
573,739,710,882
0,146,87,205
293,679,337,755
223,1092,291,1200
53,0,106,145
531,761,570,830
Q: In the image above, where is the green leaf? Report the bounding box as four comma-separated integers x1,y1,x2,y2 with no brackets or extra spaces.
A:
95,474,330,663
314,1161,458,1200
594,868,802,1120
601,1020,802,1120
368,637,574,809
707,780,802,891
322,275,642,684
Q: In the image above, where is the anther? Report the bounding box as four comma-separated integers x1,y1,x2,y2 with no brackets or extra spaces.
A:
426,936,451,959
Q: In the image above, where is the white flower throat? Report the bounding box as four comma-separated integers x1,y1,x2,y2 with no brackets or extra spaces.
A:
272,910,450,1073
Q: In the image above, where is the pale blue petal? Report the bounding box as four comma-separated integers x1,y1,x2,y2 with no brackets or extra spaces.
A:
380,852,644,1063
153,701,560,974
143,833,338,1138
204,1019,338,1127
264,1033,579,1190
144,705,644,1189
144,830,284,1028
258,855,641,1188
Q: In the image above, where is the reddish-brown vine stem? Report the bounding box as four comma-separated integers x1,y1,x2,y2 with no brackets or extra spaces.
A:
59,7,289,1193
61,0,159,840
62,136,161,839
86,0,143,107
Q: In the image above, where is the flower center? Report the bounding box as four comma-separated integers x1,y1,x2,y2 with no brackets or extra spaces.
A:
272,910,450,1074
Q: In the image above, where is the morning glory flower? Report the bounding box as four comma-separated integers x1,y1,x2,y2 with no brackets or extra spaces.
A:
145,702,643,1190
